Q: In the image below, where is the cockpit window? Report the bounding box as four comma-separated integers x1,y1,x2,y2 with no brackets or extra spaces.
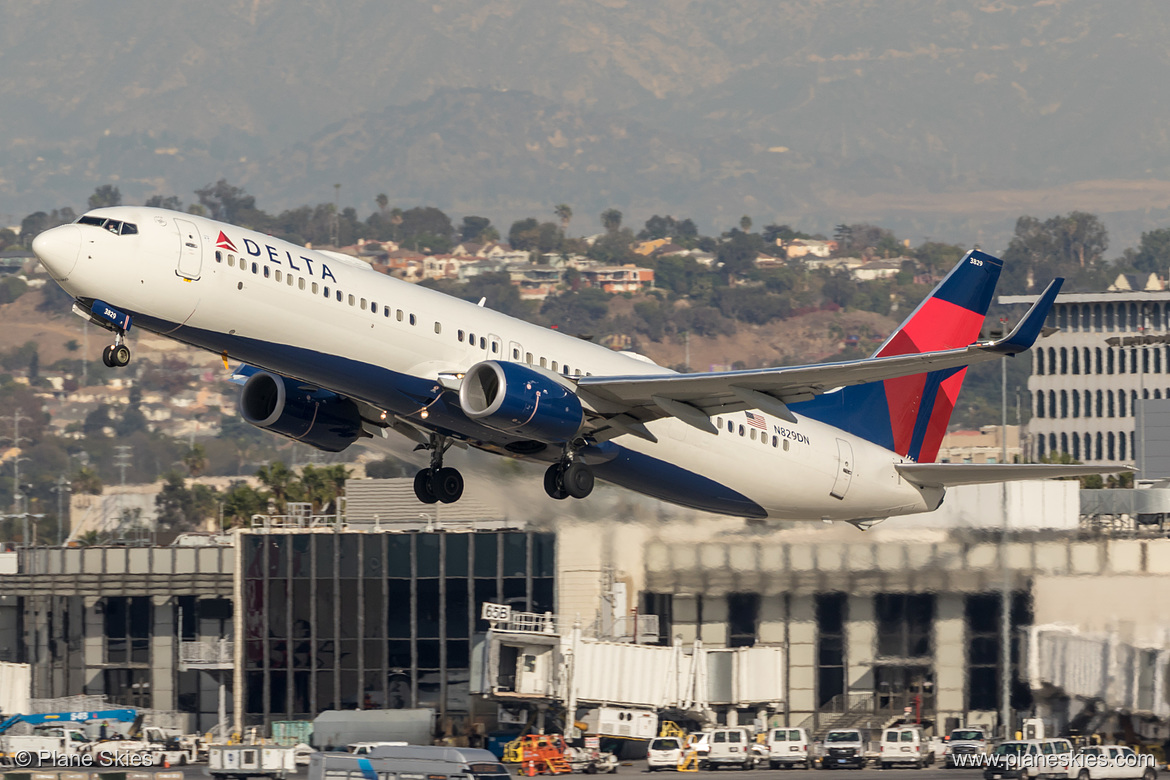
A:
76,216,137,235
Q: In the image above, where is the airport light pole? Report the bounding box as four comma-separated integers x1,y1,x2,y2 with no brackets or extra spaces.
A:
999,327,1011,740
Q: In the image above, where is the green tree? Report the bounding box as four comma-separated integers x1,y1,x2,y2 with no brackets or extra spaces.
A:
508,218,541,252
1130,227,1170,274
375,193,389,212
71,465,103,495
182,444,208,478
221,481,268,526
715,229,764,284
459,216,494,243
554,204,573,233
601,208,623,233
256,461,300,514
739,215,753,233
195,179,258,224
88,185,122,209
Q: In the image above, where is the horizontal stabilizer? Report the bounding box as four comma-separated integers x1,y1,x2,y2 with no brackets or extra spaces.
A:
896,462,1132,488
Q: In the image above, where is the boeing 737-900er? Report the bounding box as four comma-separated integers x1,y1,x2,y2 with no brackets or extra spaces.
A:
30,208,1118,524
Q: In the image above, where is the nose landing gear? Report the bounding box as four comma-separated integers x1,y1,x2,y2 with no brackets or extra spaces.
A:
101,334,131,368
413,433,465,504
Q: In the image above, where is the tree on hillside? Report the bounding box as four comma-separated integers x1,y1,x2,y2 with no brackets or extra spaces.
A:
397,206,453,252
554,204,573,233
715,229,764,284
459,215,495,243
1001,212,1109,292
1129,227,1170,274
195,180,257,224
88,185,122,209
601,208,623,233
639,215,699,242
740,215,752,233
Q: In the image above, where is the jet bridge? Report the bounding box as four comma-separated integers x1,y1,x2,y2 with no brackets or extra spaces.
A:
473,608,785,729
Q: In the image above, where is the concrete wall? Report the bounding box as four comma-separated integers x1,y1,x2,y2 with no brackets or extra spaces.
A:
1033,574,1170,646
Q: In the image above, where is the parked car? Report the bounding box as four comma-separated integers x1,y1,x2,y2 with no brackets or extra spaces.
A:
767,728,811,769
984,740,1072,780
646,736,684,771
821,730,867,770
879,727,932,769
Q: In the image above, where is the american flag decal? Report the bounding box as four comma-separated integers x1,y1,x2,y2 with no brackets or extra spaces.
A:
745,411,766,429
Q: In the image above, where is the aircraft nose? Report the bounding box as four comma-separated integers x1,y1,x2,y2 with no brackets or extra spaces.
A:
32,224,81,278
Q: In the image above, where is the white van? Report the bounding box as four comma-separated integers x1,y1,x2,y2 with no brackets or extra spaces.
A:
698,728,758,770
822,729,868,769
879,727,931,769
767,728,810,769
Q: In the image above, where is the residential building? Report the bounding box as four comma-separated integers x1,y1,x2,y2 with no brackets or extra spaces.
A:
578,264,653,293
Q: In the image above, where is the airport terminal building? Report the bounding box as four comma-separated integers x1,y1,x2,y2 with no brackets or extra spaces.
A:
1,477,1169,742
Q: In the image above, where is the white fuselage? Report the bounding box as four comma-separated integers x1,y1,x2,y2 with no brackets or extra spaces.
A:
34,208,942,521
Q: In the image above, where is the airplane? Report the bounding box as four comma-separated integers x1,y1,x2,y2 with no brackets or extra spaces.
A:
30,207,1117,523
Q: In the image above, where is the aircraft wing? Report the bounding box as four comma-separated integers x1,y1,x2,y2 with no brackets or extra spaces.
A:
895,463,1131,487
575,279,1061,441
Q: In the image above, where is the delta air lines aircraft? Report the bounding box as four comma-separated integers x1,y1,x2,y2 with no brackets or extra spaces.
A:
31,208,1114,524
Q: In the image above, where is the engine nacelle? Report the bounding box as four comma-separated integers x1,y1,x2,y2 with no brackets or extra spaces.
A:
459,360,584,443
239,371,363,452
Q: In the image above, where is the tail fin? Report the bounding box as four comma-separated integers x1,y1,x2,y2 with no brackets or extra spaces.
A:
795,249,1003,462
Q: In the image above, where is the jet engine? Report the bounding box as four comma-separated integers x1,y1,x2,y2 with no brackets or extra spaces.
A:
458,360,583,443
239,371,363,452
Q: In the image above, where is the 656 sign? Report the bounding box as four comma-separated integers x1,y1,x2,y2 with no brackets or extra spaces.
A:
481,602,512,623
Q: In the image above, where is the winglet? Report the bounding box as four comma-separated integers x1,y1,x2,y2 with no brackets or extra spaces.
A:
988,278,1063,355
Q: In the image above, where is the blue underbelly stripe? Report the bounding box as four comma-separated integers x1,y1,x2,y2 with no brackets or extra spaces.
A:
128,312,767,518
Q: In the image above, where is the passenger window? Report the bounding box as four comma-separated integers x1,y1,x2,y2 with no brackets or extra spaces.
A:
469,332,476,345
336,290,343,302
323,286,330,297
458,330,465,342
540,358,547,368
434,322,441,334
275,270,281,282
312,282,319,294
360,297,366,308
287,274,294,286
409,314,416,325
215,251,222,262
396,310,404,321
492,341,498,353
228,256,235,267
348,294,355,306
526,352,533,363
750,429,757,441
717,417,723,428
263,265,269,278
739,425,745,436
383,306,390,317
552,361,559,371
512,348,519,359
772,436,778,447
479,336,485,348
370,301,376,313
727,420,733,432
252,262,258,274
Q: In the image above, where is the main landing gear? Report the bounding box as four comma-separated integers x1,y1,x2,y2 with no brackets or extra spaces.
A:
543,452,594,501
413,433,465,505
101,333,131,367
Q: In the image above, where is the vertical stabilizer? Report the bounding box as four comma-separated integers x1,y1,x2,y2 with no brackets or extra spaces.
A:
794,250,1003,462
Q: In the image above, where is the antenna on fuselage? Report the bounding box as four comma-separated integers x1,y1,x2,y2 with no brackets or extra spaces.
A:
477,297,486,307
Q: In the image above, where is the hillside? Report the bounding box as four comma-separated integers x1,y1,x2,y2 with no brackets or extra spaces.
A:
6,2,1170,248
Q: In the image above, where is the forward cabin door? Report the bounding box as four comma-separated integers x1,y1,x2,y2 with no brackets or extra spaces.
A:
175,218,203,280
830,438,854,500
